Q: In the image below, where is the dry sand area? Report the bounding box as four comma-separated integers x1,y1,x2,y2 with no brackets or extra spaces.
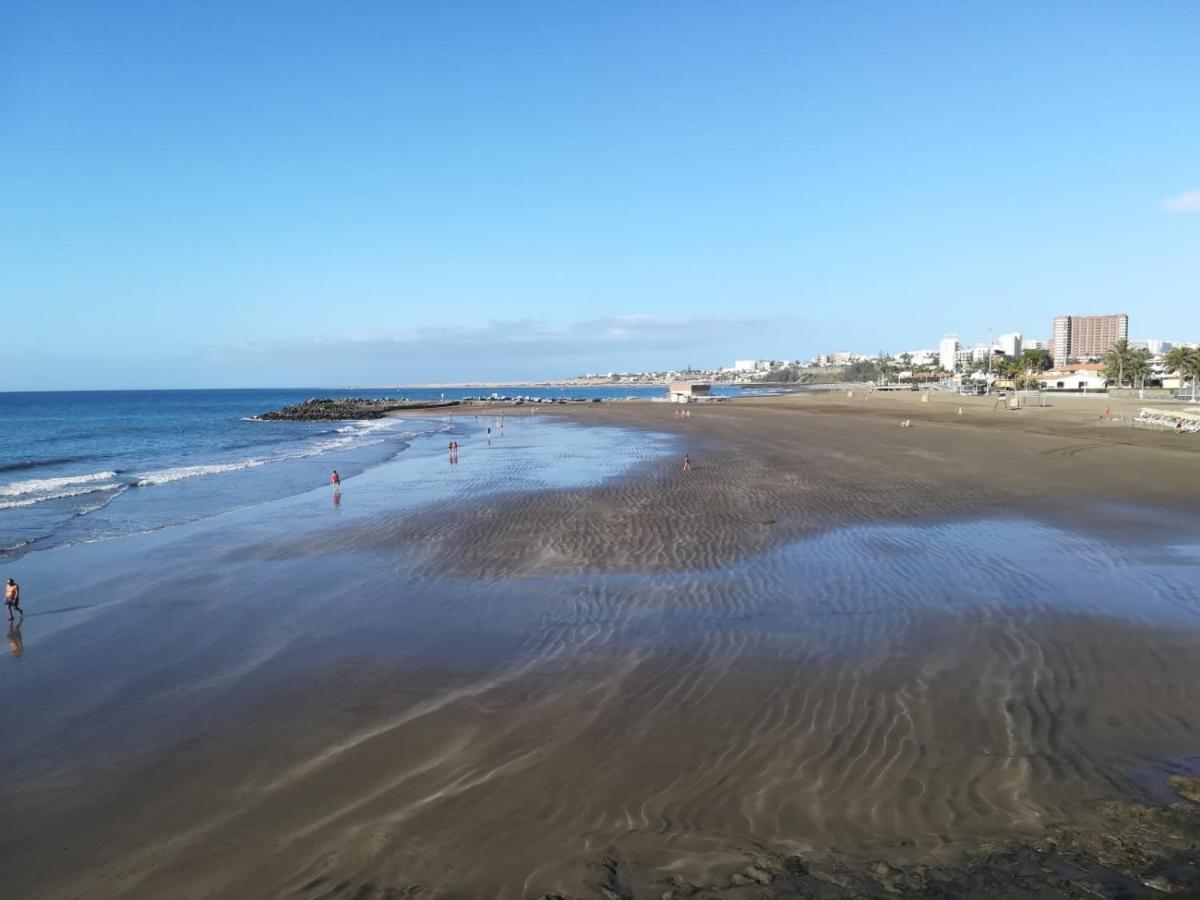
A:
7,393,1200,898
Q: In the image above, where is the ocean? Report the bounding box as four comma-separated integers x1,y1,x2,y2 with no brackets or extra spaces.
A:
0,385,720,559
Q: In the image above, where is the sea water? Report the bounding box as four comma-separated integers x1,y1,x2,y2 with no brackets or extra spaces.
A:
0,386,700,558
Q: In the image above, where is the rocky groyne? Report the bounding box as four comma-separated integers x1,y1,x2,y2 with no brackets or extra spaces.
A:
255,397,459,421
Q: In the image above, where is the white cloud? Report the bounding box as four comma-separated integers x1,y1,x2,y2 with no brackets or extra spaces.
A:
1161,190,1200,214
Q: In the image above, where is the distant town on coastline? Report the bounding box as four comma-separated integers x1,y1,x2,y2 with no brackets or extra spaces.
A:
576,313,1199,397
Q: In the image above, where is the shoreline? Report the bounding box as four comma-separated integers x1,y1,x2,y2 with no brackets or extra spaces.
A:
3,398,1200,897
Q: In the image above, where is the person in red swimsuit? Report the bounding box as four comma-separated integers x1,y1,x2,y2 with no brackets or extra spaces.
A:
331,470,341,488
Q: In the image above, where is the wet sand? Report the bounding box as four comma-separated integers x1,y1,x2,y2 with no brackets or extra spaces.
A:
4,397,1200,898
360,392,1200,579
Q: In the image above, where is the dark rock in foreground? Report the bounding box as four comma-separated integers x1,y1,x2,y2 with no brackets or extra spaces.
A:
256,397,459,421
541,797,1200,898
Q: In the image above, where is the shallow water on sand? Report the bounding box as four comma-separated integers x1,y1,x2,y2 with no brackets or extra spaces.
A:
2,418,1200,898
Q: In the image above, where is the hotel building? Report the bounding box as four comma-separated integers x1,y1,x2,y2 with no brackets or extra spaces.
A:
1051,314,1129,367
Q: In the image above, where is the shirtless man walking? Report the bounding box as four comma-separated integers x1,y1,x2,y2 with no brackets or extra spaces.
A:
5,578,21,621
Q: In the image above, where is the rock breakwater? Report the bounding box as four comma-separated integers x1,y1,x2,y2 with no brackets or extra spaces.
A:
256,397,459,421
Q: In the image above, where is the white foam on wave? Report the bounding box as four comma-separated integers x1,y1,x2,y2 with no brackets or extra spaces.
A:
73,485,130,516
0,484,123,511
0,470,120,499
282,418,404,459
0,419,410,515
136,459,268,486
131,419,408,487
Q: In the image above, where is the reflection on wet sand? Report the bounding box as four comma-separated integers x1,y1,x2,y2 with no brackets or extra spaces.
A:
6,624,21,659
4,517,1200,898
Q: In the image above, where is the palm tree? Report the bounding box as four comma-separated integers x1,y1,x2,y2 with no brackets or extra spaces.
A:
1019,348,1052,372
878,355,897,384
1165,347,1200,401
991,357,1019,391
1102,339,1135,388
1126,352,1151,392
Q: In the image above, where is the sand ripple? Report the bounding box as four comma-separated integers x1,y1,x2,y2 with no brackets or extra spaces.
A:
11,515,1199,899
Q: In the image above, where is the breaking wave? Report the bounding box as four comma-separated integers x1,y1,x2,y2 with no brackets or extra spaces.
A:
0,420,409,516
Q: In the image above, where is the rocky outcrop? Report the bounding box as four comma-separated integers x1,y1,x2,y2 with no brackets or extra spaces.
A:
256,397,459,421
540,795,1200,898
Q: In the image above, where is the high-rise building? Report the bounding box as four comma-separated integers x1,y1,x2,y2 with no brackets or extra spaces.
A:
938,335,959,372
1051,314,1129,366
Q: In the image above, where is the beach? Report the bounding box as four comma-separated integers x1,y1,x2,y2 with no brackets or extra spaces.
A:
3,392,1200,898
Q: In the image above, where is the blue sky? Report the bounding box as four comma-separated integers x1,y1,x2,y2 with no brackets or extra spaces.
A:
3,2,1198,389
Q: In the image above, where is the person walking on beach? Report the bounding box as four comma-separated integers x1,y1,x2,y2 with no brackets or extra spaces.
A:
5,578,21,621
331,470,341,489
682,454,692,472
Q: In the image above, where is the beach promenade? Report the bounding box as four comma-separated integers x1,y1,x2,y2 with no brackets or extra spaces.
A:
3,394,1200,898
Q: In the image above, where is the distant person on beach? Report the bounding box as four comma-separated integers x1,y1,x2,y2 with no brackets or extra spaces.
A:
331,470,341,488
682,454,691,472
5,579,21,620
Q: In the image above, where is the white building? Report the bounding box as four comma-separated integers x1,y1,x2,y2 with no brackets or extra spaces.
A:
993,332,1022,358
732,360,759,372
1130,339,1172,356
938,335,959,372
668,382,712,403
1036,364,1108,392
904,349,937,366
